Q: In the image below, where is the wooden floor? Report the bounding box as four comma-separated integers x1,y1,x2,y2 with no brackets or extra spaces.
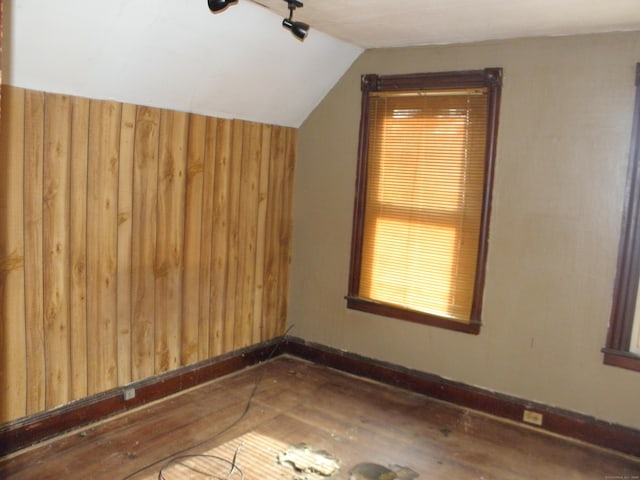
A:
1,356,639,479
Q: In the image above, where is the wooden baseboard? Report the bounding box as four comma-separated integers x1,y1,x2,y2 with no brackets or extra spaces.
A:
2,335,639,459
0,338,286,457
282,336,640,458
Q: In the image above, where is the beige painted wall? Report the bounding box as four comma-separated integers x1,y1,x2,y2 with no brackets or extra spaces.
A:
290,31,640,430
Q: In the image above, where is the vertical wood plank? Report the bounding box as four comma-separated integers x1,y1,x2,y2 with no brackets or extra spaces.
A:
131,106,160,381
234,122,261,349
252,124,272,343
155,110,188,373
86,99,121,394
0,86,27,422
69,96,90,401
262,126,286,340
209,119,231,357
223,120,244,351
23,89,46,413
198,118,217,360
277,128,297,336
117,103,136,385
43,93,72,408
182,114,206,365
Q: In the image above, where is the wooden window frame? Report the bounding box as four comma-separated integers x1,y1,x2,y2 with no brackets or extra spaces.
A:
346,68,502,334
1,0,3,122
603,63,640,372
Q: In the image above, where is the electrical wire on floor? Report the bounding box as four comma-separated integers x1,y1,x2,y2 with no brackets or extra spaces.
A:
157,444,244,479
121,326,294,480
157,437,244,479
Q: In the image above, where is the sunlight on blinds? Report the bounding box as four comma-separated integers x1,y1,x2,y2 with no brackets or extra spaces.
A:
359,89,487,322
362,219,457,317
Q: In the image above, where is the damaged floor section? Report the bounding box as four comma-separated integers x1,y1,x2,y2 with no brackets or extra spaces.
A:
348,463,419,480
276,444,419,480
278,444,340,479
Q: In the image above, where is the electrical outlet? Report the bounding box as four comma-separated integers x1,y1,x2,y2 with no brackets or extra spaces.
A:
123,387,136,401
523,409,543,426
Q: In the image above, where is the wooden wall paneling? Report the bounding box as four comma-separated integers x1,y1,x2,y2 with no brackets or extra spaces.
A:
116,103,136,385
0,86,27,422
131,106,160,381
23,89,46,413
43,93,72,408
252,124,272,344
69,96,90,401
223,120,244,351
198,117,218,360
182,113,207,366
278,128,296,335
86,99,121,394
262,126,286,340
235,121,261,350
155,110,188,373
209,118,232,357
0,86,296,424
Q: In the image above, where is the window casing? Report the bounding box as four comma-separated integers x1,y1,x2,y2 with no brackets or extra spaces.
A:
604,63,640,372
0,1,2,79
347,69,502,334
629,291,640,355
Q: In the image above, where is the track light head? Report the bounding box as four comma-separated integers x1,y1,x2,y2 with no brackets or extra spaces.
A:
208,0,238,13
207,0,310,41
282,18,309,40
282,0,309,40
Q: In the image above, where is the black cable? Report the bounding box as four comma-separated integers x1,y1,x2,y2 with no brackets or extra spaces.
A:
121,326,293,480
227,441,243,478
157,454,243,480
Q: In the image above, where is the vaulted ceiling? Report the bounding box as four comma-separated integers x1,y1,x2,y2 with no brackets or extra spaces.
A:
4,0,640,127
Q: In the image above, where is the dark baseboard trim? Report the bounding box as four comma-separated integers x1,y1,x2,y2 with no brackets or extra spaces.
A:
282,336,640,458
2,335,639,459
0,337,287,457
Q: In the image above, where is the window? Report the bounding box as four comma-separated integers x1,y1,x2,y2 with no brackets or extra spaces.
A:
346,68,502,334
604,63,640,372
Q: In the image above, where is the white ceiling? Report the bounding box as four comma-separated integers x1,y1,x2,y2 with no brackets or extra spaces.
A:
4,0,640,128
256,0,640,48
4,0,361,128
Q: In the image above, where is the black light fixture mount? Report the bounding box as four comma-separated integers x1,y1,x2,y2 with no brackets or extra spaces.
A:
282,0,310,41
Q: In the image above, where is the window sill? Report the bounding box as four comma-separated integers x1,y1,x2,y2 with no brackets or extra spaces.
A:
602,348,640,373
345,296,481,334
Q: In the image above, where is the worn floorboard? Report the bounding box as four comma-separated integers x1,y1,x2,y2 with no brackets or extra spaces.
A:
1,356,638,479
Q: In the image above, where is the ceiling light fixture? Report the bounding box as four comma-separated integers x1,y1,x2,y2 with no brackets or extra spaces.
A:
207,0,310,41
282,0,310,41
208,0,238,13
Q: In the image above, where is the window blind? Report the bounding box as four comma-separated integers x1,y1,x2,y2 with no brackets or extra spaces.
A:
358,88,488,322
